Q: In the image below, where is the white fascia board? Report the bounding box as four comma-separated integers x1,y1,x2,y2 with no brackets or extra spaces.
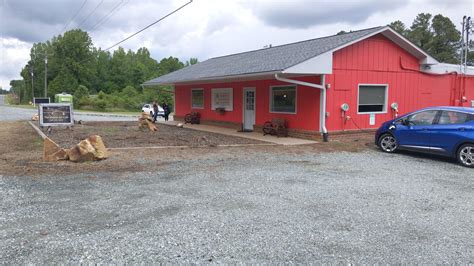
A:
143,71,282,86
282,51,333,74
380,28,438,65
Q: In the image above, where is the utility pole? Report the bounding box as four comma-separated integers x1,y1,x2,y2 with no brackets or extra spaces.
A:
461,16,466,73
30,66,34,103
465,17,471,73
44,54,48,98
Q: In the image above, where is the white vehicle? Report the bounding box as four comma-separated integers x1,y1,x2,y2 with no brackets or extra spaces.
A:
142,104,165,117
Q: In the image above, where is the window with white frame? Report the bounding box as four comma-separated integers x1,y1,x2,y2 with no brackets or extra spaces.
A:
358,85,387,113
211,88,233,111
270,86,296,113
191,89,204,109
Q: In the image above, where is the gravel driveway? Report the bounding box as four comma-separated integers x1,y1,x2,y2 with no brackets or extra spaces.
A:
1,145,472,264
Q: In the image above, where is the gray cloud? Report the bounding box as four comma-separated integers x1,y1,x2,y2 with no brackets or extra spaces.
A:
1,0,77,42
252,0,408,29
0,0,159,43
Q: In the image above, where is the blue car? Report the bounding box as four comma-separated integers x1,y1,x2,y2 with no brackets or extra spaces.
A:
375,107,474,167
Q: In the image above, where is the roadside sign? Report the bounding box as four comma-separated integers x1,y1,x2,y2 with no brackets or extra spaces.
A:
33,97,50,106
39,103,74,127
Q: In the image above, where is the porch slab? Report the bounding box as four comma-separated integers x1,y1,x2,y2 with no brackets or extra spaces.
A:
158,121,318,146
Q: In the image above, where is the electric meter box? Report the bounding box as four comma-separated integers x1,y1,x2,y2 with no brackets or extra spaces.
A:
55,92,73,103
340,103,349,111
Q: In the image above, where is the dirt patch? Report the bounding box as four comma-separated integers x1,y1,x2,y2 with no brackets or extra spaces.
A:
0,121,376,177
44,121,266,148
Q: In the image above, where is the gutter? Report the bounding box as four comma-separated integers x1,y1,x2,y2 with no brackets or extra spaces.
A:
142,71,282,87
274,73,329,142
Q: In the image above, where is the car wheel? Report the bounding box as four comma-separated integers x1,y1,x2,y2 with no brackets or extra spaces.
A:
378,133,398,153
457,144,474,168
149,111,153,116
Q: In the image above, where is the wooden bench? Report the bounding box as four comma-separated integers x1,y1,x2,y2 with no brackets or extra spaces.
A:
184,112,201,124
263,118,288,137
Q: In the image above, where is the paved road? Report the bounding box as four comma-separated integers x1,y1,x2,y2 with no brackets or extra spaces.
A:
0,105,142,122
1,147,472,264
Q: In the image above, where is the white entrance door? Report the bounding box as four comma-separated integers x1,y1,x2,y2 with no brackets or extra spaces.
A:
243,88,256,131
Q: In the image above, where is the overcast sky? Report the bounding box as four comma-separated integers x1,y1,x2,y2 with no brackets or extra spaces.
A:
0,0,472,90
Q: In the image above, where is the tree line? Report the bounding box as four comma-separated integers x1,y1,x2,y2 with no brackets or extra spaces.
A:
388,13,473,65
337,13,472,65
9,29,198,111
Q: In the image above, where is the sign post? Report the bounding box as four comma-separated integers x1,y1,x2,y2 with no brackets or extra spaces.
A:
39,103,74,127
33,97,50,107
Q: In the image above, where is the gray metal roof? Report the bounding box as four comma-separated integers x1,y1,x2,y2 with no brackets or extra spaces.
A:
144,26,384,85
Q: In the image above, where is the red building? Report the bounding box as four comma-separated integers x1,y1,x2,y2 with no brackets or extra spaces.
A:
144,26,474,139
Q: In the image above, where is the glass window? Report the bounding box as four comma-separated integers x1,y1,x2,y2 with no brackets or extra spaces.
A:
245,90,254,111
211,88,233,111
407,110,438,126
438,111,470,125
271,86,296,113
358,85,387,113
191,89,204,109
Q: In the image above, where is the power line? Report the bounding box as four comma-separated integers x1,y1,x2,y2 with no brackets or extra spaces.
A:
61,0,89,33
45,0,193,73
89,0,127,32
77,0,105,29
104,0,193,51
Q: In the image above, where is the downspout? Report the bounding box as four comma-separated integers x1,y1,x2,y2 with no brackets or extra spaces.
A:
274,73,329,142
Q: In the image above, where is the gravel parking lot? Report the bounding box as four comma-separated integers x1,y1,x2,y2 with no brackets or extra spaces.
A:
1,135,473,264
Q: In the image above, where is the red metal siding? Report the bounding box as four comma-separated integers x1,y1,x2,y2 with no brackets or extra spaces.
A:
174,33,474,134
175,76,321,131
327,34,472,131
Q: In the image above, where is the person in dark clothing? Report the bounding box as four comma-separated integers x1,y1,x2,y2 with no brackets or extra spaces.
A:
152,101,159,123
162,102,170,121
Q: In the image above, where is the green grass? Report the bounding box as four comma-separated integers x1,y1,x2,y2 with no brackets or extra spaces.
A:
6,104,37,109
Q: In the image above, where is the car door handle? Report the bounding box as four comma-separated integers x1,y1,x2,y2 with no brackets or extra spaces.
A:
459,128,466,132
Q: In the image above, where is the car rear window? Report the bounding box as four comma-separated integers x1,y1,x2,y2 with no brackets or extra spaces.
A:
467,114,474,122
438,111,472,124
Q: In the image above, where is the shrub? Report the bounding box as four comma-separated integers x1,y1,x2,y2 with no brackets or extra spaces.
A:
73,85,89,108
94,99,107,111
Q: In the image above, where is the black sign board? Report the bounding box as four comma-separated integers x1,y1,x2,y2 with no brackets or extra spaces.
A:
39,103,74,126
33,97,50,106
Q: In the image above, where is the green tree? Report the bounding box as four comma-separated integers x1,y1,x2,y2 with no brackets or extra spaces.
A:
390,13,462,64
468,51,474,66
48,69,78,96
9,80,25,104
429,14,461,63
185,57,199,66
388,20,407,36
407,13,433,50
158,57,185,76
73,85,89,108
